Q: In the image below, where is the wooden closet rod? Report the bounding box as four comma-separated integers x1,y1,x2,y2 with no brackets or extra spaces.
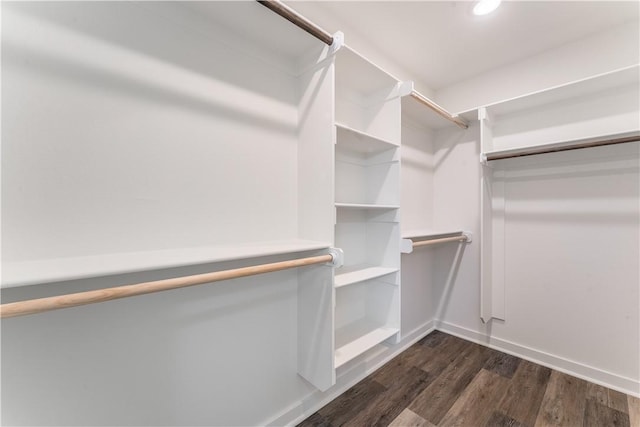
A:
412,235,469,248
257,0,334,46
410,91,469,129
486,134,640,161
0,253,334,319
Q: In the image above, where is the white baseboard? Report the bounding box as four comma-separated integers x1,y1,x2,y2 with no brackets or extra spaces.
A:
267,320,436,426
436,320,640,398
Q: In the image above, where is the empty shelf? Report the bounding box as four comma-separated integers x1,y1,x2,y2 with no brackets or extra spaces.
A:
2,239,332,288
334,265,399,288
335,203,400,210
335,326,399,368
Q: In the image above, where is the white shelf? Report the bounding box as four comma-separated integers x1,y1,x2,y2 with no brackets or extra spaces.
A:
334,265,398,288
483,130,640,161
458,65,640,122
1,239,332,288
335,123,398,154
401,229,467,240
335,203,400,210
402,91,461,131
335,325,399,368
335,45,399,96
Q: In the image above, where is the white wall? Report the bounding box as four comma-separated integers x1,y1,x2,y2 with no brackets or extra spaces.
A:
400,121,437,334
432,125,485,333
1,2,300,262
493,146,639,386
436,21,640,114
430,122,640,395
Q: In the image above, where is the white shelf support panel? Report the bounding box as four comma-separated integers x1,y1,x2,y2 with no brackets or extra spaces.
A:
400,231,472,254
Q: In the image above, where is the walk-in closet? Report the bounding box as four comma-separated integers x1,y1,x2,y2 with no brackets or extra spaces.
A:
1,1,639,426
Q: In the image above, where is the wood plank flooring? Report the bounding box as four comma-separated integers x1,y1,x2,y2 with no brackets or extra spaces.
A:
298,331,639,427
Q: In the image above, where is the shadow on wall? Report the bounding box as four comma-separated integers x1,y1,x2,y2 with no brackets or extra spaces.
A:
3,2,298,136
432,242,468,324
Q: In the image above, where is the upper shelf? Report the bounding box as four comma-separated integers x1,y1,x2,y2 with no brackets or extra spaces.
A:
402,84,469,131
458,65,640,122
1,239,332,289
335,45,399,98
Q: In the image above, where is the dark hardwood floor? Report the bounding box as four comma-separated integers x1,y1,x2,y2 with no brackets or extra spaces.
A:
298,331,640,427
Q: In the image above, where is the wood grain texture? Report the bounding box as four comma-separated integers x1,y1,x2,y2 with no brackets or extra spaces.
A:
344,367,431,427
438,369,509,427
485,411,527,427
409,341,493,424
583,399,630,427
628,395,640,427
373,344,435,388
586,382,610,406
297,331,639,427
483,351,522,379
316,376,386,426
534,370,588,427
609,389,631,413
420,330,449,348
297,412,331,427
496,360,551,426
418,335,473,380
388,408,435,427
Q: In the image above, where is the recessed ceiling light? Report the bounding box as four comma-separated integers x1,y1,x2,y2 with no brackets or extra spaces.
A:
473,0,502,16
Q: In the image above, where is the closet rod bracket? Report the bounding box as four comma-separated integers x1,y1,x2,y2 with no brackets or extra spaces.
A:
327,247,344,268
330,31,344,52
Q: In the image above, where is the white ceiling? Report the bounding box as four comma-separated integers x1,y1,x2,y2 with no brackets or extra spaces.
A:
289,1,639,91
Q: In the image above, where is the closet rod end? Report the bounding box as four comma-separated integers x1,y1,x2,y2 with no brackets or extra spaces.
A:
327,248,344,268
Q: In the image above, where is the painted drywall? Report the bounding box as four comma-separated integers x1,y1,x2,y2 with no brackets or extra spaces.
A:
1,2,301,262
430,124,640,394
400,121,437,334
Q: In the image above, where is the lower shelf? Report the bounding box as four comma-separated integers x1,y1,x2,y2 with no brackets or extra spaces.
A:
334,265,398,288
334,324,399,368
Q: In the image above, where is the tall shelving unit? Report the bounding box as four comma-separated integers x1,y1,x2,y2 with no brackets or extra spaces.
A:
332,46,402,369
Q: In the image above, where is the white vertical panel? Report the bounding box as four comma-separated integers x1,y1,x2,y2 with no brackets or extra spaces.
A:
480,169,493,323
297,55,335,243
298,263,335,391
296,52,335,391
491,170,506,321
